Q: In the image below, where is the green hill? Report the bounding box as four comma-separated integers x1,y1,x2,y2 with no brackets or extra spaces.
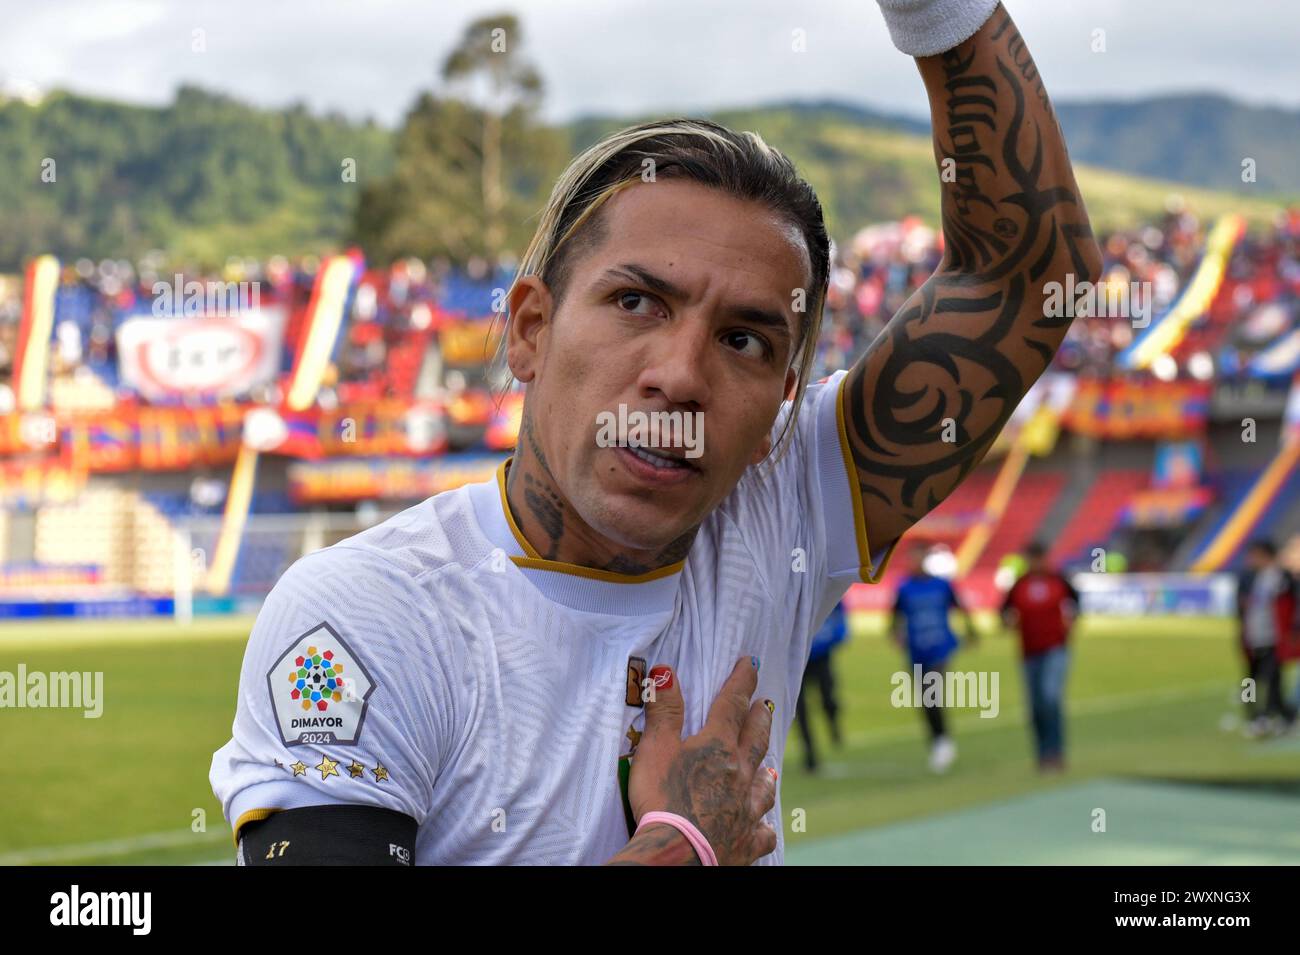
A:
2,87,1293,272
1056,93,1300,196
574,103,1294,238
0,86,393,270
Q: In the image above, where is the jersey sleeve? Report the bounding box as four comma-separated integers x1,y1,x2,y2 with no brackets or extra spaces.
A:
209,543,456,845
758,367,897,577
804,369,898,586
723,369,900,635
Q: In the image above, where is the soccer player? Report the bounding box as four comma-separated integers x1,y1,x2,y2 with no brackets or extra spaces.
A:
210,0,1099,864
890,543,977,772
1001,541,1079,770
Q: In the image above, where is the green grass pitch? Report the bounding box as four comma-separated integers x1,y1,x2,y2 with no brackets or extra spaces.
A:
0,612,1294,865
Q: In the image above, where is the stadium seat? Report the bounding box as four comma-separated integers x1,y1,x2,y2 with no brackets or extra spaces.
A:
1050,469,1148,568
976,471,1067,570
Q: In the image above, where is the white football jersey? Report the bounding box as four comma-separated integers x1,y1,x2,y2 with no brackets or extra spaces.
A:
209,370,894,864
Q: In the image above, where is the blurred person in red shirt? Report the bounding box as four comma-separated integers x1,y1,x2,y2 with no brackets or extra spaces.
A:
1001,541,1080,771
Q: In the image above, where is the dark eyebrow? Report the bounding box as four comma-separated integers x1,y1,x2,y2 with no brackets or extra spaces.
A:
598,263,795,347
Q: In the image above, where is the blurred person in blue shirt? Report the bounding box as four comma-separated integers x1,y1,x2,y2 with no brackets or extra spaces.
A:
891,542,977,773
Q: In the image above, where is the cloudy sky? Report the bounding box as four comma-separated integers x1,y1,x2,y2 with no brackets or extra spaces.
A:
1,0,1296,126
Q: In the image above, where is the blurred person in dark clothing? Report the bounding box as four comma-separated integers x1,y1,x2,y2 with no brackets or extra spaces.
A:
795,600,848,772
1236,539,1299,736
1001,542,1079,771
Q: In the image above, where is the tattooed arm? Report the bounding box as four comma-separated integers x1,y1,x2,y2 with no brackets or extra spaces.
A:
844,3,1104,553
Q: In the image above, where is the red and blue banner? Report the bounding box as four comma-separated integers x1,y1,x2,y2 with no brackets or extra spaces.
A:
287,454,507,503
1062,379,1211,438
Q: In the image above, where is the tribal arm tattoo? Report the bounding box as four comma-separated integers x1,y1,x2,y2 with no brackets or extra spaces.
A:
843,4,1104,551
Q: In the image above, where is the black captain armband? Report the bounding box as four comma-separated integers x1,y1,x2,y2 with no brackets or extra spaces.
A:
237,805,418,866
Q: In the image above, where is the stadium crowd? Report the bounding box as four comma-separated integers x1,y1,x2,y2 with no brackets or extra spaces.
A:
3,204,1300,407
817,203,1300,384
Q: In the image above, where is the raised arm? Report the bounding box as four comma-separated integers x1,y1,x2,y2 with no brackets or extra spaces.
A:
843,2,1103,554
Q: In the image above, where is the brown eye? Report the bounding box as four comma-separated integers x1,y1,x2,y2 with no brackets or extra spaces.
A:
724,330,770,360
617,291,656,315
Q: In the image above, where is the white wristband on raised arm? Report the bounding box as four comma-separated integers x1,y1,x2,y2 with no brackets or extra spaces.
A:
874,0,1002,57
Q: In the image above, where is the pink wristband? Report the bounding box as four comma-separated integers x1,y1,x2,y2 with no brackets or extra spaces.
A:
635,811,719,866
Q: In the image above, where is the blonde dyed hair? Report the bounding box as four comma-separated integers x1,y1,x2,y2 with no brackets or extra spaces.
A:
491,118,831,466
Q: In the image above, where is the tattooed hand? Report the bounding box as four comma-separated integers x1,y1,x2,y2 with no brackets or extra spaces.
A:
606,656,778,865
